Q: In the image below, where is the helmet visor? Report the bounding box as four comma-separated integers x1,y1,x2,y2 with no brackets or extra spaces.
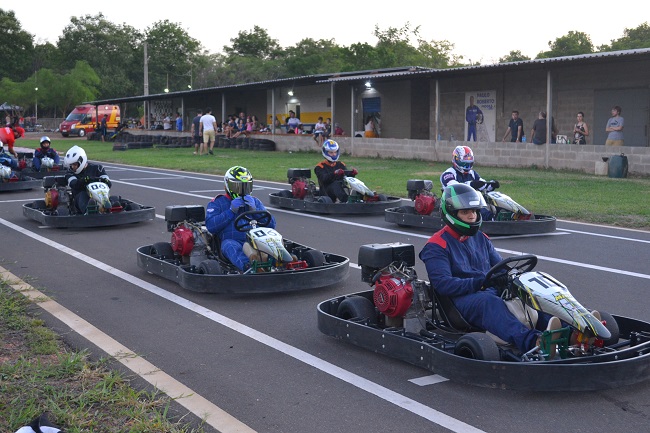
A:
456,159,473,172
228,179,253,197
444,186,486,210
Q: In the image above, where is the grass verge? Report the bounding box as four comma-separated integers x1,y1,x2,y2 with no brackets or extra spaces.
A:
0,279,206,433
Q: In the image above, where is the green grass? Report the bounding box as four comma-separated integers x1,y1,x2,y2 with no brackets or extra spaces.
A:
0,280,206,433
23,137,650,229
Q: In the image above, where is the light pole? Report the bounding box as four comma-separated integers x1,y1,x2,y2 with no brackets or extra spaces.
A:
164,73,169,93
35,87,38,125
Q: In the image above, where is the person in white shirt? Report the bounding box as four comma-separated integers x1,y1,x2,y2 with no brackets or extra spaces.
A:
199,107,217,155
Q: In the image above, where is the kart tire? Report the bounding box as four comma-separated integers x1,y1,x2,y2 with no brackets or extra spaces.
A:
198,259,223,275
377,194,388,201
151,242,175,260
337,295,378,325
125,202,141,211
278,189,293,198
599,311,620,346
454,332,501,361
43,177,57,188
33,199,47,210
316,196,333,204
303,249,325,268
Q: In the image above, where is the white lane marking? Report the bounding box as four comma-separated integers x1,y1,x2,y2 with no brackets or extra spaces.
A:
0,198,40,203
116,181,650,280
557,228,650,244
119,177,178,181
0,266,256,433
0,216,485,433
410,375,450,386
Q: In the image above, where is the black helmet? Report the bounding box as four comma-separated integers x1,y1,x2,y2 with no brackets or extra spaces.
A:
441,183,486,236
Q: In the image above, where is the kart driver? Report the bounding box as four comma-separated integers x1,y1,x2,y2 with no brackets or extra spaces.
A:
440,145,499,221
205,166,276,271
419,183,561,357
63,145,112,214
0,140,19,180
314,139,358,203
33,136,61,171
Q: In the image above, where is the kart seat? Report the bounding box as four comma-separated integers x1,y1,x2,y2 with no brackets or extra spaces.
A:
433,291,482,332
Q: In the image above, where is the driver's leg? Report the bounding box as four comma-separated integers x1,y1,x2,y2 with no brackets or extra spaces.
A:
76,193,90,214
328,181,348,203
221,239,249,271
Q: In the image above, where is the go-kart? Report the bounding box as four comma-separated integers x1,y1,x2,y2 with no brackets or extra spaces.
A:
269,168,401,215
136,205,350,294
22,175,155,228
384,179,556,235
0,163,41,191
317,243,650,391
15,152,66,179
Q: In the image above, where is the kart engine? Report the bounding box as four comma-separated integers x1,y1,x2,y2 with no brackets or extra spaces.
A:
373,273,413,317
165,205,209,266
287,168,313,200
407,179,437,215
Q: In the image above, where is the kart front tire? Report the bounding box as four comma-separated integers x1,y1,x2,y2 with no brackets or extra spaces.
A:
377,194,388,201
303,249,325,268
151,242,175,260
454,332,501,361
599,311,620,346
337,295,378,325
278,189,293,198
33,199,47,210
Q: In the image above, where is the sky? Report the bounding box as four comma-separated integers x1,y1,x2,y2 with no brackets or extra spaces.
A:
7,1,648,65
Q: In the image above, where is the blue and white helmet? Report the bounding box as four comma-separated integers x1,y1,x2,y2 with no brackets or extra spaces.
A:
322,139,340,162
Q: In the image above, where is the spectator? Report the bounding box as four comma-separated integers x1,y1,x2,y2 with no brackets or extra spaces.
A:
286,110,302,133
176,113,183,132
364,116,378,138
191,109,202,155
100,114,108,142
530,111,556,145
465,96,483,142
502,110,524,142
199,107,217,155
33,136,60,171
605,105,624,146
313,116,327,146
324,117,332,140
573,111,589,145
163,114,172,130
334,122,344,135
314,139,357,203
0,123,21,157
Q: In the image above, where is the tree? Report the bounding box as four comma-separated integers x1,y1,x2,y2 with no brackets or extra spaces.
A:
599,22,650,51
283,39,347,76
224,26,283,60
537,31,594,58
0,9,35,81
499,50,531,63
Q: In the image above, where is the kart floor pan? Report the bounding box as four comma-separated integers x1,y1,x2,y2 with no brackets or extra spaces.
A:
23,201,155,228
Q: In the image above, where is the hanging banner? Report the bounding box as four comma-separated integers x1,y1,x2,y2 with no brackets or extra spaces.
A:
464,91,496,142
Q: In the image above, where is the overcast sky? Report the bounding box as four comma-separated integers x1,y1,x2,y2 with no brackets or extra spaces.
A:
8,1,647,65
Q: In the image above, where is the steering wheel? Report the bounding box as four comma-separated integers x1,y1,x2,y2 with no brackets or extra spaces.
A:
483,254,538,291
234,210,273,232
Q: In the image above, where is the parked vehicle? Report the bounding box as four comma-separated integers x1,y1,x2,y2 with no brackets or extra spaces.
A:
59,104,121,137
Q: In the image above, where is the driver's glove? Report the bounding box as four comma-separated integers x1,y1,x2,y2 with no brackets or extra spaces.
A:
230,197,245,213
243,195,256,210
334,169,344,178
483,272,509,290
487,180,500,191
351,168,358,177
470,180,485,190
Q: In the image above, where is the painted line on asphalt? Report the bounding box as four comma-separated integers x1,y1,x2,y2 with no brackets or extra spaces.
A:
0,265,256,433
0,217,486,433
409,375,449,386
557,228,650,244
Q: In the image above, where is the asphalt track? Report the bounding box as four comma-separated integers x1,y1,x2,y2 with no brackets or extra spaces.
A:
2,162,650,433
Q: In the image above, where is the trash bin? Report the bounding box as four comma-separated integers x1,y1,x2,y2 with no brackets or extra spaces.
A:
608,153,628,178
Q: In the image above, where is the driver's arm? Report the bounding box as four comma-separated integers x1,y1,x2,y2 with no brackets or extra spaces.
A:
254,199,276,228
205,197,236,234
419,241,483,297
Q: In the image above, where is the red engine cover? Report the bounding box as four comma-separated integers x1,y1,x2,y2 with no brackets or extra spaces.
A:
171,227,195,256
18,160,27,170
373,275,413,317
414,194,436,215
291,180,308,199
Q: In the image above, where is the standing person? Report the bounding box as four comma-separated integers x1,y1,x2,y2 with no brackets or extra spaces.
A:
314,139,358,203
205,166,276,271
0,123,21,157
32,136,60,171
100,114,108,142
502,110,524,142
63,145,111,214
531,111,548,145
191,109,202,155
199,107,217,155
573,112,589,145
605,106,624,146
175,112,183,132
465,96,483,142
163,114,172,130
364,116,378,138
419,183,562,358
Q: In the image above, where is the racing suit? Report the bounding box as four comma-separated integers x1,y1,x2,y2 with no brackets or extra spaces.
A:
419,225,551,353
66,163,111,213
33,147,61,171
205,194,276,270
314,159,348,203
440,167,496,221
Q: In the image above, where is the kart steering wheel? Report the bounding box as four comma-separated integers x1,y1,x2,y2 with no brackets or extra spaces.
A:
483,254,538,290
234,210,273,232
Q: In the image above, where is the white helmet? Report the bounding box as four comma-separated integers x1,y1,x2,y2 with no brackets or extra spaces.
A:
64,145,87,175
0,165,11,179
0,139,4,153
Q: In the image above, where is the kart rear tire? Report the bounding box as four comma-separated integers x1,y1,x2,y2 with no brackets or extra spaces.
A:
377,194,388,201
454,332,501,361
151,242,175,260
33,199,47,210
278,189,293,198
198,259,223,275
316,196,333,204
337,295,378,325
599,311,620,346
125,202,141,211
303,249,325,268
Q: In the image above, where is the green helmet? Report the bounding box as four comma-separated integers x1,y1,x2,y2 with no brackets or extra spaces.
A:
441,183,486,236
224,166,253,198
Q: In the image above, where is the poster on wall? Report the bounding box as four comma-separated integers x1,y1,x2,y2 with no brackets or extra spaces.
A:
464,91,496,142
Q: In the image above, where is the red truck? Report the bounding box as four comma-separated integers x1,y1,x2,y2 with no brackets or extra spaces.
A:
59,104,120,137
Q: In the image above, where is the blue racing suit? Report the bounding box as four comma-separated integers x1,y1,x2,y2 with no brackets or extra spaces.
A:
205,194,276,270
419,225,550,353
33,147,61,171
0,152,18,169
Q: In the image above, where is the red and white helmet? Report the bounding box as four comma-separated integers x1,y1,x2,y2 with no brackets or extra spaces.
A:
452,146,474,174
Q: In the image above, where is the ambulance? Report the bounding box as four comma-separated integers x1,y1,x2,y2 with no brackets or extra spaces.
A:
59,104,120,137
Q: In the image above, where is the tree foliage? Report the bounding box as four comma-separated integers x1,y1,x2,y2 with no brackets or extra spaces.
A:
537,31,594,58
599,22,650,51
499,50,531,63
0,9,34,81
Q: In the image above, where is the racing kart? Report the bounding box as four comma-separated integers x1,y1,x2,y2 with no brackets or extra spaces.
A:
22,175,155,228
317,243,650,391
0,163,41,191
136,205,350,294
16,153,66,179
269,168,402,215
384,179,557,235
